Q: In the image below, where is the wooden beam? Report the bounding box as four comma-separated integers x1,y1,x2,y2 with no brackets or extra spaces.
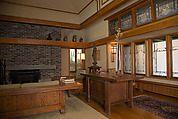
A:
0,37,90,48
0,15,80,29
122,15,178,39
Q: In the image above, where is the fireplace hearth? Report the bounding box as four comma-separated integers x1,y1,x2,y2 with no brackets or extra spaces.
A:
10,70,40,84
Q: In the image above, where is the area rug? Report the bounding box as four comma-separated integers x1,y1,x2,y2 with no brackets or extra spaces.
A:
17,94,108,119
133,95,178,119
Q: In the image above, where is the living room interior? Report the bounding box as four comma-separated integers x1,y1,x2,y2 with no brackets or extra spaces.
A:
0,0,178,119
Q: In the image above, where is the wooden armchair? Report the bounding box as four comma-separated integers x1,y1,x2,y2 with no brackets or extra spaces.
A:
52,76,76,97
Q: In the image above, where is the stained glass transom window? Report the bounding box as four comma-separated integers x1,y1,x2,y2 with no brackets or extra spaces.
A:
124,44,131,73
109,18,118,35
135,42,145,74
172,36,178,77
70,49,75,72
121,12,132,31
152,38,167,76
155,0,178,20
136,3,152,26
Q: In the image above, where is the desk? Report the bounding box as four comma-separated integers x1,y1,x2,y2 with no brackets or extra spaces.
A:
81,73,142,115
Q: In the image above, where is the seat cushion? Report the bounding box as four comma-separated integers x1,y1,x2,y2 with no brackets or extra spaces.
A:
21,81,59,88
0,84,21,89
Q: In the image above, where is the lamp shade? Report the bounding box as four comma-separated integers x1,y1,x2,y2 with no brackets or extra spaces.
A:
77,53,81,60
81,53,85,60
111,46,117,54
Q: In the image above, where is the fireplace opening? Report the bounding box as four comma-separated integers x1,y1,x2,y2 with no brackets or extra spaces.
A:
10,70,40,84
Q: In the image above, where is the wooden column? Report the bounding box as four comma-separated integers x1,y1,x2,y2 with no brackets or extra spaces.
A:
145,40,148,76
131,42,135,74
166,35,172,78
147,39,152,77
105,81,111,115
127,80,133,108
86,77,91,103
60,91,65,114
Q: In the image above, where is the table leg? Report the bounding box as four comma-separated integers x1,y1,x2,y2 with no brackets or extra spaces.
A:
86,77,91,103
60,91,66,114
105,81,111,115
127,80,133,108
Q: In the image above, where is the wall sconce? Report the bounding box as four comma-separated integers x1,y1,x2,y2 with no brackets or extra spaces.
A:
77,53,85,60
111,45,116,62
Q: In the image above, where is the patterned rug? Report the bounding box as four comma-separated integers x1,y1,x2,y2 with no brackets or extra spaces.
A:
133,95,178,119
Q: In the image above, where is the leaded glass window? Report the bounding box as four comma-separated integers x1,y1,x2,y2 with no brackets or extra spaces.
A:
70,49,75,72
135,42,145,74
124,44,131,73
77,49,82,70
109,18,118,35
136,3,152,26
121,12,132,31
155,0,178,20
152,38,167,76
172,36,178,77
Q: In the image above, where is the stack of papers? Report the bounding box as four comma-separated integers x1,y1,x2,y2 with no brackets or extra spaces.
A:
61,78,75,83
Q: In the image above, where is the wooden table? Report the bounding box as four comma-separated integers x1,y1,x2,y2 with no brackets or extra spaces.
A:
81,72,142,115
0,82,83,118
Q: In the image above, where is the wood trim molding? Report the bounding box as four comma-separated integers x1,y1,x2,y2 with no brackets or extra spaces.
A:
101,0,109,5
131,42,135,75
105,0,146,21
122,15,178,39
0,37,90,48
80,0,127,29
0,15,80,29
78,0,94,14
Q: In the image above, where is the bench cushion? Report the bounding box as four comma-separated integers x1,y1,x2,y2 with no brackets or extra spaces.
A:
21,81,59,88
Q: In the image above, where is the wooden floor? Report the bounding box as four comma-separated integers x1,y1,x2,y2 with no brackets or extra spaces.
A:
73,90,178,119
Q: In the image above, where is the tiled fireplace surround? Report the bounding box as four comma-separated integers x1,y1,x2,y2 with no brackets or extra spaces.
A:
0,21,61,82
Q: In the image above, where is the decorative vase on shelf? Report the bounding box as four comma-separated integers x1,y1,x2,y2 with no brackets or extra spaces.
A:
79,37,83,42
63,36,68,41
47,34,52,40
72,35,77,42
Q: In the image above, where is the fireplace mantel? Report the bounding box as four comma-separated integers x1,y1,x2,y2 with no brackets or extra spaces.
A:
6,65,56,70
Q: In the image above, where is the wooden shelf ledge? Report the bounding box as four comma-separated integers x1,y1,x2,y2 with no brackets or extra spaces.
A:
0,37,90,48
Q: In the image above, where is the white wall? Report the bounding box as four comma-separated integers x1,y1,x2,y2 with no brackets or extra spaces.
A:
0,1,80,24
61,48,69,76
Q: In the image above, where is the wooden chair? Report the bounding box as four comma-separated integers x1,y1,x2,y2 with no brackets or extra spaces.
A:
52,76,76,97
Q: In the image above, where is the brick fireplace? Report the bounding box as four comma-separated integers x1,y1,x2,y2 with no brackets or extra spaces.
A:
0,44,61,82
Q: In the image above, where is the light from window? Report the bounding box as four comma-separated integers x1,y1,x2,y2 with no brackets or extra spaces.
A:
124,44,131,73
135,42,145,74
152,38,167,76
70,49,75,72
172,36,178,77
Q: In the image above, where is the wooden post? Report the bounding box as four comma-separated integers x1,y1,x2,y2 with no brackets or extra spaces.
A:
120,44,124,74
131,42,135,74
127,80,133,108
105,81,111,115
60,91,66,114
166,35,172,78
86,77,91,103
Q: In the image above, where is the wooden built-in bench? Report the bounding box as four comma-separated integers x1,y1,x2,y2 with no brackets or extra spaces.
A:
135,78,178,98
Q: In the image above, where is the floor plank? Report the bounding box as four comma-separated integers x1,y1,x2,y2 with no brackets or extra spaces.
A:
73,90,178,119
